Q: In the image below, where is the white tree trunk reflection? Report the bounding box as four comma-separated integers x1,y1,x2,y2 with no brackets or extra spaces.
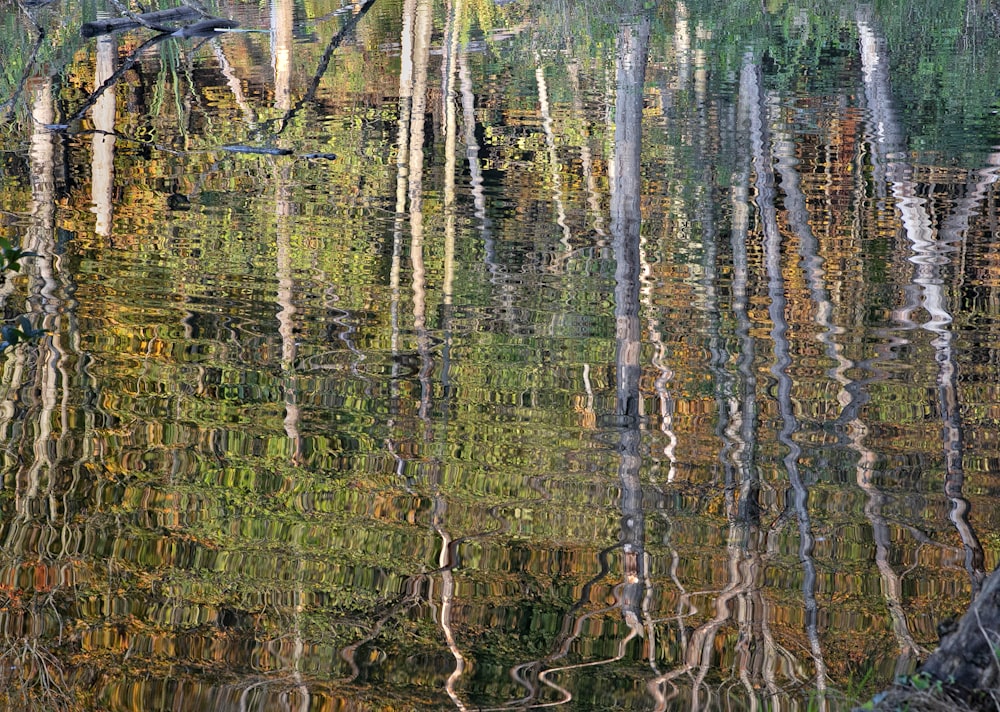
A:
771,82,925,673
756,84,828,705
271,2,308,708
610,6,650,647
858,14,986,593
92,33,116,239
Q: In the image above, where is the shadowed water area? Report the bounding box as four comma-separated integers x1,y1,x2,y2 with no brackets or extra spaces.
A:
1,0,1000,709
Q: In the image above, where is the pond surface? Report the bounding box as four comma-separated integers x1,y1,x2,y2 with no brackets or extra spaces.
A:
1,0,1000,709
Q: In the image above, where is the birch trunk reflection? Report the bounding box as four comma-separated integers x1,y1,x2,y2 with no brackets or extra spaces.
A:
458,50,505,302
752,72,827,698
526,10,652,706
732,60,762,531
729,58,778,704
273,0,300,464
441,0,461,401
457,48,520,334
610,6,649,645
858,15,986,592
568,60,607,240
434,497,468,711
536,56,572,255
439,2,466,706
696,57,777,709
674,2,691,91
272,0,293,117
0,74,73,711
650,57,791,710
92,33,116,239
18,79,60,520
388,0,434,449
409,0,433,425
390,0,417,417
645,65,678,490
271,3,308,707
771,87,924,673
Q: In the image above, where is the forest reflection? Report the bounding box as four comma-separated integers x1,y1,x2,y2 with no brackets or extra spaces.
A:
1,0,1000,710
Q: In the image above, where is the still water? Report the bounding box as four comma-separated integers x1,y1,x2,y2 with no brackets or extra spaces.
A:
1,0,999,709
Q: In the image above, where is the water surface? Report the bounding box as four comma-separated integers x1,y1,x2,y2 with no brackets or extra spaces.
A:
1,0,1000,709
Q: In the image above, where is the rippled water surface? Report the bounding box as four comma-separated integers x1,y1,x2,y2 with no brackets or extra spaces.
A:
2,0,1000,709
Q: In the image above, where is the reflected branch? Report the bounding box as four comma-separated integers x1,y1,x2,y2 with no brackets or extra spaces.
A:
496,544,617,709
105,0,177,33
270,0,379,135
79,5,203,37
60,33,172,128
535,623,643,707
338,574,426,683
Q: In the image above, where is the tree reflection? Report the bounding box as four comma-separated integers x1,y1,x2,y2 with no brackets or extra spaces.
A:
609,1,650,647
859,12,986,594
0,67,76,712
4,1,1000,709
502,5,653,706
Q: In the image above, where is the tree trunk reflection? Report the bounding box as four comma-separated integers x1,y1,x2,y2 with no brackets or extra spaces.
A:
859,13,986,594
610,3,650,647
